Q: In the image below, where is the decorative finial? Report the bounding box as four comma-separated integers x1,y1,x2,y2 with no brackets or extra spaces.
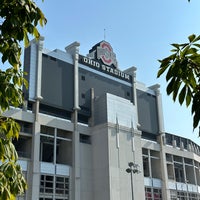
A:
104,28,106,41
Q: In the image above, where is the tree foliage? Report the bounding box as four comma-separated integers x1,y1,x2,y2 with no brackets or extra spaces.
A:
157,34,200,133
0,0,46,199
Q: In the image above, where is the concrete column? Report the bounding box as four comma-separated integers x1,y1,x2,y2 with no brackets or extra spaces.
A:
28,37,44,200
132,129,145,200
65,42,80,111
35,37,44,100
149,85,170,199
65,42,81,200
29,121,41,200
158,134,171,200
149,84,165,133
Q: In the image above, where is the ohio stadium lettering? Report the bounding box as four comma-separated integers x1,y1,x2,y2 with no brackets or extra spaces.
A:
81,56,130,82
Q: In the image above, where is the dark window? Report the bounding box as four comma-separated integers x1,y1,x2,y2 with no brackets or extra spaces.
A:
143,156,150,177
142,148,148,155
80,134,91,144
174,135,180,147
40,135,54,162
167,163,174,180
50,56,57,61
78,113,89,124
40,175,54,194
181,137,188,149
55,176,69,195
40,104,72,120
174,155,182,163
81,93,85,99
40,125,54,136
166,154,172,162
40,175,69,199
142,131,157,141
81,75,85,81
13,136,32,158
174,163,185,182
184,158,193,165
165,133,173,145
16,120,33,134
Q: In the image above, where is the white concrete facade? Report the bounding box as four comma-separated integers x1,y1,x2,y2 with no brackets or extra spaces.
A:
5,39,200,200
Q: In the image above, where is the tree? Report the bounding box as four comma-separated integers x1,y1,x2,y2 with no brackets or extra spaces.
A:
157,34,200,134
0,0,46,199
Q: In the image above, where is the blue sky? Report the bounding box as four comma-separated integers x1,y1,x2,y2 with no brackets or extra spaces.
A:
35,0,200,144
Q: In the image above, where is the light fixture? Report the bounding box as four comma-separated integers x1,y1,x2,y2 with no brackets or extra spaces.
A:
126,162,141,200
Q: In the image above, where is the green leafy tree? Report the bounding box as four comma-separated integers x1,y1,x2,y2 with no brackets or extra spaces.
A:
157,34,200,133
0,0,46,199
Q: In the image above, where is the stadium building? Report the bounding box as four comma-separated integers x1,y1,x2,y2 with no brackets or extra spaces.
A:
4,37,200,200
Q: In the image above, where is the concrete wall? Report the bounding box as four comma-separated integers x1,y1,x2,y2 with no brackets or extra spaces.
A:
92,124,110,200
80,143,93,200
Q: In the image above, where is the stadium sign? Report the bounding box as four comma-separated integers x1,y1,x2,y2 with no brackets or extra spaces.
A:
79,41,131,82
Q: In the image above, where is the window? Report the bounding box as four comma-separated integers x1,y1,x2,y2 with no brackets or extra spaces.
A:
166,153,172,162
189,193,197,200
57,129,72,140
165,134,173,145
174,135,180,148
185,164,195,184
40,175,69,199
40,175,54,194
184,158,193,165
170,190,177,200
81,93,85,99
80,134,91,144
143,156,150,177
142,148,149,177
145,187,162,200
167,163,174,180
142,149,161,178
17,121,33,134
55,176,69,195
41,125,54,135
13,136,32,158
153,188,162,200
145,187,152,200
142,148,148,155
177,191,187,199
195,163,200,185
40,126,72,165
181,138,188,150
81,75,85,81
174,163,185,182
173,155,182,163
40,135,54,162
56,137,72,164
150,150,161,179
